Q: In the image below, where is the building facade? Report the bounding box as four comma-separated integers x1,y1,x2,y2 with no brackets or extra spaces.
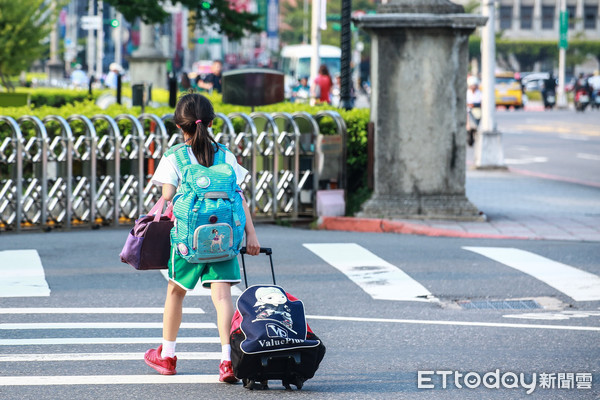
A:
455,0,600,40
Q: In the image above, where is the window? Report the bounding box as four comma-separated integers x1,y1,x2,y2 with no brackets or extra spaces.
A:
584,6,598,29
567,5,576,29
542,6,555,30
499,6,513,30
520,6,533,29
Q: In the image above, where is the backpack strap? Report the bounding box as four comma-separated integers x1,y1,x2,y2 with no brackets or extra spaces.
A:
213,143,227,166
171,142,228,170
173,144,193,171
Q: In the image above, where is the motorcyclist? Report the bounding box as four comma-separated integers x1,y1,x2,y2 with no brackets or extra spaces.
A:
542,73,557,109
574,73,592,97
466,76,482,108
466,76,481,146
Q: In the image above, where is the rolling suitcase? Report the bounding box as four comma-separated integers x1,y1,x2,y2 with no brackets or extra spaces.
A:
230,247,326,390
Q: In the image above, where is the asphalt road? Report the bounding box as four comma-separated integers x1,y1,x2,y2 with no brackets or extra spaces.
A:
492,108,600,185
1,225,599,400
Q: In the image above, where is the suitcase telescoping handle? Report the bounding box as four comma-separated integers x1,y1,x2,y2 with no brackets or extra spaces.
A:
239,247,276,288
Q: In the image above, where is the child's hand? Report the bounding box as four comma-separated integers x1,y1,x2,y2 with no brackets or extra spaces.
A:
245,232,261,256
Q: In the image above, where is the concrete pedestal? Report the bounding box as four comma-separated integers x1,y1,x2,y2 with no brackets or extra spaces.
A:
47,61,64,82
128,22,168,90
353,0,486,220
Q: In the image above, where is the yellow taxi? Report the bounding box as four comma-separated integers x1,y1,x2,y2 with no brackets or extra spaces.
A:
495,72,523,109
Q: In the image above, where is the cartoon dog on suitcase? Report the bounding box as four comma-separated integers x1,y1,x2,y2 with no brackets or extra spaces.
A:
253,287,294,331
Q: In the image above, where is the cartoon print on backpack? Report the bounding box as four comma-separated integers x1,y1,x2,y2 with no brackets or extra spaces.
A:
211,228,225,252
253,286,294,331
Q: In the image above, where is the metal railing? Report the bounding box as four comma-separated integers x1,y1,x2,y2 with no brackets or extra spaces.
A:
0,111,346,231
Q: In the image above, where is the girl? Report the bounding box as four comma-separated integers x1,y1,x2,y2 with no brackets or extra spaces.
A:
144,93,260,382
313,64,333,104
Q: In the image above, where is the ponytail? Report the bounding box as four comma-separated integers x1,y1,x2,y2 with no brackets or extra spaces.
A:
189,122,218,167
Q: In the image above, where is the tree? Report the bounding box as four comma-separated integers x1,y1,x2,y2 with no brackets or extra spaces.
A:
280,0,376,47
106,0,261,40
0,0,54,91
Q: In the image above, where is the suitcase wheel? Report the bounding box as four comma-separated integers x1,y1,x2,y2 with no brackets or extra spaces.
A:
243,379,268,390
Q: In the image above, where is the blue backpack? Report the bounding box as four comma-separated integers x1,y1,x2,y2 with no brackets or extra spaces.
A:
168,143,246,263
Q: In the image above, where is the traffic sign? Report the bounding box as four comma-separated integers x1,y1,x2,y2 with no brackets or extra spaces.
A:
559,11,568,49
81,15,101,30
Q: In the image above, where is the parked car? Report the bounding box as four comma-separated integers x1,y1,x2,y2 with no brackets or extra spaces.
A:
521,72,550,92
495,72,524,109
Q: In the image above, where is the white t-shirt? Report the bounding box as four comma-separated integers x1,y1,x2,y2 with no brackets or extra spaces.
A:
467,88,482,106
152,146,248,188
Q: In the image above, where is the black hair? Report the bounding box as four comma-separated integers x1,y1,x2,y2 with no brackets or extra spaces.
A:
173,93,217,166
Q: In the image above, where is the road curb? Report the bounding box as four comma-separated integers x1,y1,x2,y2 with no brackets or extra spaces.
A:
318,216,528,240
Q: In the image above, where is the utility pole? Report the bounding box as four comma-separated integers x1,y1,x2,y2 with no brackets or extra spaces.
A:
303,0,309,44
114,12,123,67
310,0,322,103
96,0,104,80
340,0,352,110
87,0,95,77
475,0,504,169
557,0,568,108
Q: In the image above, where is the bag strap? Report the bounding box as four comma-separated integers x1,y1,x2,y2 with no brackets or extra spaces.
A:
149,197,174,222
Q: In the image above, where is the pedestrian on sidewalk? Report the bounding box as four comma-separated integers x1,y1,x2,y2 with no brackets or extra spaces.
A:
313,64,333,104
144,93,261,382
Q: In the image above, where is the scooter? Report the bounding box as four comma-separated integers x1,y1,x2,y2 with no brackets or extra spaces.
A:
574,89,590,112
466,105,481,146
592,89,600,110
543,90,556,109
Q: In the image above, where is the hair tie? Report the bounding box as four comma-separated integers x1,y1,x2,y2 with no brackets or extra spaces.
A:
195,119,202,125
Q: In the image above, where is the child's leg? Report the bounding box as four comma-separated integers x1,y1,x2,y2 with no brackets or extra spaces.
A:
163,280,187,341
210,282,234,349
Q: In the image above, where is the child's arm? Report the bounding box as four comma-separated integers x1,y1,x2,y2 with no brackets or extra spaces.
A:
162,183,176,201
242,197,260,256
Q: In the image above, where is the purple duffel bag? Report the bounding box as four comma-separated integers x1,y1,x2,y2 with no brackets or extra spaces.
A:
120,198,174,270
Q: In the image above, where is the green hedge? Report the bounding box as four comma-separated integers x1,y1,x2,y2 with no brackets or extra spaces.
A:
0,93,371,217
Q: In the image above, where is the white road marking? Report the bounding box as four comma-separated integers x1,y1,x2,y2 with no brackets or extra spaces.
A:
306,314,600,332
0,307,205,314
160,270,243,296
577,152,600,161
0,352,220,362
0,337,220,346
0,375,221,386
503,311,600,321
463,247,600,302
0,322,216,330
303,243,436,302
504,156,548,165
0,250,50,297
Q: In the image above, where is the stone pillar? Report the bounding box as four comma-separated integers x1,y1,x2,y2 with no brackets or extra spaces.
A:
128,22,168,90
353,0,486,220
47,0,64,81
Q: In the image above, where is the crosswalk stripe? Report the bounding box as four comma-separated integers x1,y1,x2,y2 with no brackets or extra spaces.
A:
0,250,50,297
0,375,221,386
303,243,436,302
0,337,221,346
0,352,221,362
0,322,216,330
463,247,600,302
0,307,205,314
159,270,243,296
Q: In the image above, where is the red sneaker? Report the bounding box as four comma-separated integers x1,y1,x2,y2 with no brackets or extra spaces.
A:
144,345,177,375
219,360,238,383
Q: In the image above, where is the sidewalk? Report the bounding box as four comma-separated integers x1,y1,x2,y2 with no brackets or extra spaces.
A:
318,168,600,242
